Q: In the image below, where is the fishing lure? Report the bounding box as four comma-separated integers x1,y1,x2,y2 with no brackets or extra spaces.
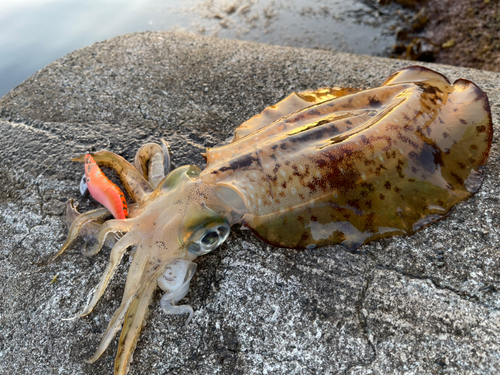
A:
82,153,128,220
56,66,492,375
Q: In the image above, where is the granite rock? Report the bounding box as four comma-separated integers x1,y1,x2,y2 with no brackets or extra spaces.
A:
0,31,499,374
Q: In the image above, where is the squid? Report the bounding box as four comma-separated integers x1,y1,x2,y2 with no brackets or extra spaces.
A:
55,66,493,374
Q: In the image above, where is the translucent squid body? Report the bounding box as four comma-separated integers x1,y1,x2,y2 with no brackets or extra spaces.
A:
55,66,493,375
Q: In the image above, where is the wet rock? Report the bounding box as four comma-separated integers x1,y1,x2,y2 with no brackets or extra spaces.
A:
391,36,438,62
415,0,500,72
0,31,499,374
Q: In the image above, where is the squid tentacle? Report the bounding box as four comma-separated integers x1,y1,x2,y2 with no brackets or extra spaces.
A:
86,256,154,364
73,151,153,202
77,231,141,318
82,218,137,257
160,139,172,175
134,139,172,189
157,260,197,325
114,279,157,375
66,199,119,247
65,198,83,228
53,206,111,260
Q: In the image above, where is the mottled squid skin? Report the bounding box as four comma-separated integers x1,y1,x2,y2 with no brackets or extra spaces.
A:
56,66,492,375
203,66,493,249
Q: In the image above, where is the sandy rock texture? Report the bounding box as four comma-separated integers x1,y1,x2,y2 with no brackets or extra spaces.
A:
0,31,499,375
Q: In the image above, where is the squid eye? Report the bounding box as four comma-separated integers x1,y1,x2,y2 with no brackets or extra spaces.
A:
187,224,231,256
201,231,219,246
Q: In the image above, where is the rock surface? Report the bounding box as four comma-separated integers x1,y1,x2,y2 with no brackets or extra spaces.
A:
0,31,499,375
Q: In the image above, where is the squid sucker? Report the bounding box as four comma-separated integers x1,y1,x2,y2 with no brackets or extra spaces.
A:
55,66,493,375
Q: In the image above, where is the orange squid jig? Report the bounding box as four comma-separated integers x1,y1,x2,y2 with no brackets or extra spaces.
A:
83,153,128,220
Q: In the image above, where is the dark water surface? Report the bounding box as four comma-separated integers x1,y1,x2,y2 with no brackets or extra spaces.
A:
0,0,407,98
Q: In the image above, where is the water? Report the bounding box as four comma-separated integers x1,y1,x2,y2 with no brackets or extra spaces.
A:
0,0,408,98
